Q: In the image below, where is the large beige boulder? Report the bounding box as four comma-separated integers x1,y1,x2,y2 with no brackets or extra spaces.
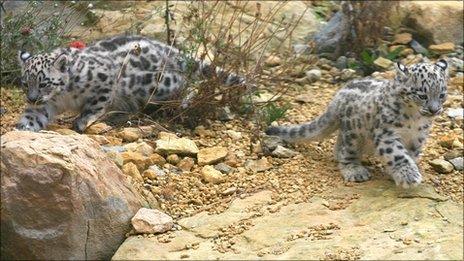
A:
400,1,463,45
1,131,142,260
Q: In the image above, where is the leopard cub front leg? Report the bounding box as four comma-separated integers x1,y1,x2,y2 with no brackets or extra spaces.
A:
16,105,54,132
72,90,112,133
374,129,422,188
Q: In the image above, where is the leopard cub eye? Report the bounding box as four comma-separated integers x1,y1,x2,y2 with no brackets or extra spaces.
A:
418,94,427,100
39,83,47,88
439,93,446,99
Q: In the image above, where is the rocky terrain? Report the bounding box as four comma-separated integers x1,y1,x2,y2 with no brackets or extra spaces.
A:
1,1,463,260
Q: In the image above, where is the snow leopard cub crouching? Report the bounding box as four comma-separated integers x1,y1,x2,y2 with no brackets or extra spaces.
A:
16,35,246,132
266,60,449,188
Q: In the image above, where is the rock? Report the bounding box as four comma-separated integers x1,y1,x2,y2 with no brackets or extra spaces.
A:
146,153,167,166
225,130,242,140
147,165,166,177
121,151,147,171
265,55,281,67
221,187,237,196
166,154,181,165
142,169,157,180
305,69,322,82
400,48,414,56
197,147,228,166
313,11,351,58
293,44,309,55
158,131,178,140
373,57,393,69
245,158,272,172
252,91,279,103
340,68,357,81
194,125,214,138
0,107,6,115
448,57,464,73
218,106,235,121
131,208,173,234
55,128,79,135
214,163,235,175
113,181,463,260
118,127,142,142
271,145,298,158
409,39,428,54
429,42,455,54
122,162,144,182
444,150,463,161
261,135,284,154
1,131,141,260
101,145,127,153
388,45,406,52
438,134,461,149
294,93,313,103
85,122,111,134
124,142,155,156
399,2,463,45
106,151,124,167
448,157,463,171
393,33,412,44
87,134,111,145
201,165,225,184
335,56,348,69
446,108,463,119
155,136,199,155
429,159,454,174
177,157,195,172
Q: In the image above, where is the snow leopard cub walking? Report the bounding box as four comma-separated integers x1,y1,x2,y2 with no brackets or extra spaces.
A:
266,60,449,188
16,35,245,132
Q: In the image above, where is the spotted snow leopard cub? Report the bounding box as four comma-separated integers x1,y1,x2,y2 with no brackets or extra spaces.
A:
16,35,245,132
266,60,449,188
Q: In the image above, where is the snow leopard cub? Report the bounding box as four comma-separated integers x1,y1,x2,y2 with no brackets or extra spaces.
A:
266,60,449,188
16,35,245,132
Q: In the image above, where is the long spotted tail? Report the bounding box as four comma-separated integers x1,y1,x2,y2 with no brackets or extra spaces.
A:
265,108,339,142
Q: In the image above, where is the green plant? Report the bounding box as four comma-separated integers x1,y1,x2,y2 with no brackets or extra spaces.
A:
261,102,290,125
385,46,404,61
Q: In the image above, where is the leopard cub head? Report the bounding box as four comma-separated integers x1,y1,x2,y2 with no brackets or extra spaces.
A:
18,50,70,104
394,59,449,117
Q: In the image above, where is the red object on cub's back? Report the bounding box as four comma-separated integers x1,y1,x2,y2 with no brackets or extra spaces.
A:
69,40,86,49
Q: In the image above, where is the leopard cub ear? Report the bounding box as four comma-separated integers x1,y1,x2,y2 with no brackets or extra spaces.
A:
394,62,409,79
435,59,448,71
18,50,32,65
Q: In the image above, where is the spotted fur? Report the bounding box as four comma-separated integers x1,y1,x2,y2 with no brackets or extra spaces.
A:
266,60,449,188
16,35,246,132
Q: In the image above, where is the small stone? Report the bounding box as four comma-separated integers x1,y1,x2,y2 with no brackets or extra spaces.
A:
194,126,214,138
374,57,393,69
106,151,124,167
122,162,144,182
147,165,166,176
55,128,79,135
340,68,357,81
429,42,455,54
121,151,147,171
388,45,406,52
335,56,348,69
446,108,463,119
177,157,195,171
158,131,178,140
197,147,228,166
271,145,298,158
0,107,6,116
124,141,155,156
245,157,272,172
166,154,180,165
294,93,313,103
155,137,199,155
118,127,142,142
393,33,412,44
225,130,242,140
218,106,235,121
410,40,428,54
252,91,279,103
101,145,126,154
448,157,463,171
429,159,454,174
400,48,414,56
293,44,309,55
444,150,463,160
221,187,237,196
201,165,225,184
145,153,166,166
262,135,284,154
265,55,281,67
305,69,322,82
131,208,173,234
438,134,460,149
87,134,111,145
142,169,157,180
214,163,235,174
85,122,111,134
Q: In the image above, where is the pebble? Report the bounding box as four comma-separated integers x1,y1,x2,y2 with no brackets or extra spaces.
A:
218,106,235,121
101,145,126,153
146,153,167,166
147,165,166,176
335,56,347,69
446,108,463,119
122,162,144,182
197,146,228,166
429,42,455,54
373,57,393,69
124,141,155,156
221,187,237,196
429,159,454,174
293,44,309,55
265,55,281,67
225,130,242,140
131,208,174,234
201,165,225,184
166,154,181,165
121,151,147,171
214,163,235,174
155,136,199,155
340,68,357,81
106,151,124,167
142,169,157,179
261,135,284,154
84,122,111,134
118,127,142,142
245,157,272,172
177,157,195,172
410,40,428,54
294,93,313,103
393,33,412,44
271,145,298,158
305,69,322,82
0,107,6,116
448,157,463,171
